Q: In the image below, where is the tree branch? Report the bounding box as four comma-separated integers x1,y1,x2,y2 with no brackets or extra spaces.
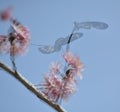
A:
0,60,67,112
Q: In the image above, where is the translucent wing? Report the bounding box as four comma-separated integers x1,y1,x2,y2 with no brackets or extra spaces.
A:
74,21,108,30
38,32,83,54
38,45,55,54
54,32,83,51
55,33,82,46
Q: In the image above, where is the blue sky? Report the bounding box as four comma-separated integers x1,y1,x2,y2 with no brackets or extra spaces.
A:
0,0,120,112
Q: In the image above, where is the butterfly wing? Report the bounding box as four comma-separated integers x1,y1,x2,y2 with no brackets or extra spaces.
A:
38,33,83,54
38,45,55,54
74,21,108,30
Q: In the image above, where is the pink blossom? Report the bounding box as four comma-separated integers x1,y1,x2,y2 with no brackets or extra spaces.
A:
60,79,76,101
8,19,30,56
0,21,30,56
40,74,62,101
0,7,12,21
0,35,10,54
39,71,76,102
63,51,84,79
49,62,61,74
10,19,30,40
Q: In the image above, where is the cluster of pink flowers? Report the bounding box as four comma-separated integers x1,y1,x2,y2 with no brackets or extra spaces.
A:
37,51,84,103
9,19,30,56
0,7,30,56
1,7,84,103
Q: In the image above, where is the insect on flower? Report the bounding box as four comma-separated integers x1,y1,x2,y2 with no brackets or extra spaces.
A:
36,30,84,103
35,21,108,104
63,51,84,79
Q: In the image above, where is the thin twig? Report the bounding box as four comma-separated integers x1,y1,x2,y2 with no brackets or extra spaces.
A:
0,60,67,112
